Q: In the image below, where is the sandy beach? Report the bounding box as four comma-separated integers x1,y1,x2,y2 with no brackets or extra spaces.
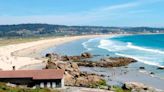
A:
1,34,164,91
0,34,119,70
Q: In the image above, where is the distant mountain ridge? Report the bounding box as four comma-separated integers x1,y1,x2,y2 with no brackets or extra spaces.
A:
0,24,164,38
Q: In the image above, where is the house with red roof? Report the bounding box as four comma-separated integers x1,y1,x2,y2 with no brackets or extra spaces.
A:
0,69,64,88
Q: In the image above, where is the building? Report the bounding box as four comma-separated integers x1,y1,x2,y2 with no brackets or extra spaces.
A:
0,69,64,88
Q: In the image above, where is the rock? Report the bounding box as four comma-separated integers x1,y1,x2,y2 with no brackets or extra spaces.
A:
74,72,103,87
61,55,81,61
150,72,155,75
45,53,52,58
77,57,137,67
61,55,70,61
71,62,79,71
123,82,147,90
45,61,58,69
157,67,164,70
139,67,145,69
123,82,160,92
60,52,92,62
64,72,76,86
57,62,67,70
81,52,92,58
75,77,89,87
45,60,105,88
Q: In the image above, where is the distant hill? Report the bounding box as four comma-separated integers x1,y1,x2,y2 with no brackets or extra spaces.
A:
0,24,164,38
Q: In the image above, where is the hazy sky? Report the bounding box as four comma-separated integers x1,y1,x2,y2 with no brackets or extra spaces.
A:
0,0,164,27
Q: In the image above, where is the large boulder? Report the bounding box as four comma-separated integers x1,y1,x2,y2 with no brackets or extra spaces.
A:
61,55,81,61
64,72,76,86
123,82,161,92
45,55,106,88
75,76,89,87
45,61,58,69
81,52,92,58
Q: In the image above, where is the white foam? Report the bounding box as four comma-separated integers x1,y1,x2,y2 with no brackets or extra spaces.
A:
82,41,92,51
115,53,164,67
98,39,127,51
127,42,164,54
82,38,100,51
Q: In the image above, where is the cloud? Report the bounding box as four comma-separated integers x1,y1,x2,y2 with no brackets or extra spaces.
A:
0,0,163,26
100,2,139,11
0,1,140,25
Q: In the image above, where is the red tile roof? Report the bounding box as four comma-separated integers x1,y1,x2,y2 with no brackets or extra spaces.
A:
0,69,64,80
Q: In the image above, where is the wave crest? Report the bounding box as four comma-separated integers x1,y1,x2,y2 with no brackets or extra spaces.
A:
115,53,164,67
98,39,127,51
127,42,164,54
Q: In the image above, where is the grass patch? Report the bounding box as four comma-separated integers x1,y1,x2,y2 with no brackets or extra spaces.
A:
112,86,131,92
89,79,107,88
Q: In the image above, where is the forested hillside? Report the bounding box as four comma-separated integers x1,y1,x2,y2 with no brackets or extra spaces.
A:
0,24,164,38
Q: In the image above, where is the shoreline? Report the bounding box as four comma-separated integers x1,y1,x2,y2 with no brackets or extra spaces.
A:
0,33,164,91
0,34,122,70
12,34,123,57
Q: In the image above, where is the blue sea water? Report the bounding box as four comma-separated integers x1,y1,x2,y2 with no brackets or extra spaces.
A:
42,34,164,67
98,34,164,67
41,34,164,80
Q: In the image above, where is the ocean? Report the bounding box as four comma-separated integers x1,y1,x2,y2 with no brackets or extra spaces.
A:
42,34,164,67
98,34,164,67
41,34,164,83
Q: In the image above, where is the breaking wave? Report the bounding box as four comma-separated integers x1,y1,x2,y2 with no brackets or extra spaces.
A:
97,39,164,67
115,53,164,67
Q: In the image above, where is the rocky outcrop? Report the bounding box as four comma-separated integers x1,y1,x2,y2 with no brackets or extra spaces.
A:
61,55,81,61
77,57,137,67
61,52,92,61
45,53,137,67
73,72,104,87
123,82,162,92
81,52,92,58
45,53,61,62
45,61,106,88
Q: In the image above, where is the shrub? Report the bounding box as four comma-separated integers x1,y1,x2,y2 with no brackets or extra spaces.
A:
112,86,131,92
89,79,107,88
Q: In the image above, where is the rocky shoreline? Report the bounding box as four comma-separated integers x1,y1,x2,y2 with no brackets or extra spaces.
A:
42,52,164,92
54,52,137,67
45,58,107,88
77,57,137,67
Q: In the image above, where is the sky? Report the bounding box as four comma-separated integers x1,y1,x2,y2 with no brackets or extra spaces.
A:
0,0,164,27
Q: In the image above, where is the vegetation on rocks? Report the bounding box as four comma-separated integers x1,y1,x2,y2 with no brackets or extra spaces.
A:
88,79,107,88
112,86,131,92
